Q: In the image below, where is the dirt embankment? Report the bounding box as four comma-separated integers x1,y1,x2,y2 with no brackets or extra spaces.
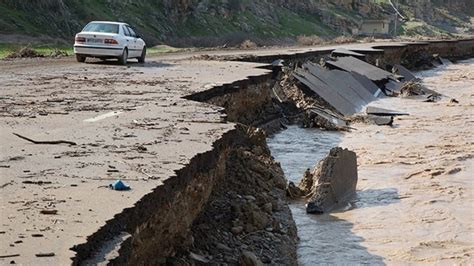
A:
168,126,297,265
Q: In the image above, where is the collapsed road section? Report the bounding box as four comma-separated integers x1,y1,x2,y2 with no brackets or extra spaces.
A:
0,39,473,265
0,59,298,265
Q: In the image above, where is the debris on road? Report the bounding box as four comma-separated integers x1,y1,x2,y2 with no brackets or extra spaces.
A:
399,81,441,101
400,81,426,97
22,181,52,185
13,133,77,146
40,209,58,215
110,180,131,191
35,253,55,257
450,98,459,104
348,115,394,126
366,106,409,116
305,108,350,131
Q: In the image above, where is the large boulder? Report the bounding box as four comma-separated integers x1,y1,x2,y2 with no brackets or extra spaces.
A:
299,147,358,214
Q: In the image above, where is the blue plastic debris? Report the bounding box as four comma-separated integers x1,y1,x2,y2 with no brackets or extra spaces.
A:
110,180,131,191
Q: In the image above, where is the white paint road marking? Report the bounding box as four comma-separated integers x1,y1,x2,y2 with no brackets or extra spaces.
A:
84,111,123,122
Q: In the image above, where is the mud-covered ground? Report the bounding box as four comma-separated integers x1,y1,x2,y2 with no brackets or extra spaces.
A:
0,56,270,264
338,60,473,264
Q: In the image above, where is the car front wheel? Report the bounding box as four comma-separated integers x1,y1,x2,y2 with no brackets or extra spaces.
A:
138,46,146,63
76,54,86,63
118,48,128,65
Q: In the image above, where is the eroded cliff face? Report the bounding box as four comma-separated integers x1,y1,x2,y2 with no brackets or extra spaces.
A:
1,0,471,46
167,127,298,265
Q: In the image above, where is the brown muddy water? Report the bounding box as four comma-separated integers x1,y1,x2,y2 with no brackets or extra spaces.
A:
267,59,474,265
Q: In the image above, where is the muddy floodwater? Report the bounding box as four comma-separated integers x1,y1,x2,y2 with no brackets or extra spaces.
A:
267,59,474,265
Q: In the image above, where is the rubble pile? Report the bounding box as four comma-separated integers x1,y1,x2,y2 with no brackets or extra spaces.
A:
275,70,350,131
280,51,449,130
400,81,426,97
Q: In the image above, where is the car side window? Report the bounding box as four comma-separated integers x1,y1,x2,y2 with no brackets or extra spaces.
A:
127,26,137,38
123,26,131,37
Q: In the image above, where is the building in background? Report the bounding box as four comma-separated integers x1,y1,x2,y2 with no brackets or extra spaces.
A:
359,19,391,36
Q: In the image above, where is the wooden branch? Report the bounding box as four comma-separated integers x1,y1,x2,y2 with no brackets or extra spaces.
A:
13,133,77,146
0,254,20,259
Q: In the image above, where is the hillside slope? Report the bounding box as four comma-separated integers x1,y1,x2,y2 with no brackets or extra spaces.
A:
0,0,472,46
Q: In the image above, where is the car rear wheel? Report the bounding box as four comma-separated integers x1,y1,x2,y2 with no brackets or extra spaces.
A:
118,48,128,65
76,54,86,63
138,46,146,63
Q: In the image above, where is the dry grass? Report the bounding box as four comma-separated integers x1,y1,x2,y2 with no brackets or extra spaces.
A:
331,35,355,44
297,35,325,46
5,47,44,59
240,39,258,49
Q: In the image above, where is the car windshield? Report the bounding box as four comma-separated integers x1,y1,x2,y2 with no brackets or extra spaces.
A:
82,23,119,34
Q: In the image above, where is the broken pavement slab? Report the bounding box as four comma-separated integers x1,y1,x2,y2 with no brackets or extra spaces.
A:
298,147,358,214
393,64,418,81
366,106,409,116
331,48,366,59
294,61,381,117
325,56,396,82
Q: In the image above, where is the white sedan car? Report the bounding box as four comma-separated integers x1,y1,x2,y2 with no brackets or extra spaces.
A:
74,21,146,64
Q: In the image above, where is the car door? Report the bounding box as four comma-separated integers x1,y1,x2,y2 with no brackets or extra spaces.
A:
126,26,141,57
122,26,135,57
129,26,145,52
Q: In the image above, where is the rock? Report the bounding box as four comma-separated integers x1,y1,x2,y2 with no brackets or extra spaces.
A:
216,243,232,252
244,224,256,233
306,202,324,214
231,202,242,214
244,195,256,201
272,220,282,232
298,169,314,195
447,167,462,175
240,251,263,266
189,252,209,263
262,203,273,214
348,115,393,126
249,210,269,230
183,234,194,247
286,181,303,199
231,226,244,235
373,116,393,126
272,173,287,190
300,147,358,214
